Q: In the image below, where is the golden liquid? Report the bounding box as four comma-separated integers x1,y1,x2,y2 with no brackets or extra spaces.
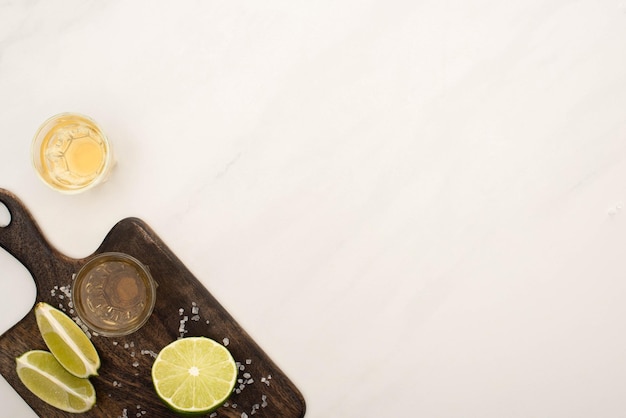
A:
74,256,155,336
35,114,109,192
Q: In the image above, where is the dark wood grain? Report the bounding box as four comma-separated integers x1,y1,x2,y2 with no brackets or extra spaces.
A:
0,189,306,417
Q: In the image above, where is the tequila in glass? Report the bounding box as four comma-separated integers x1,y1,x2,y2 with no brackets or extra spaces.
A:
73,253,157,336
32,113,114,193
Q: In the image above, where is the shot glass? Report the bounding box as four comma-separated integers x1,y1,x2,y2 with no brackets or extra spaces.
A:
31,112,114,194
72,252,157,337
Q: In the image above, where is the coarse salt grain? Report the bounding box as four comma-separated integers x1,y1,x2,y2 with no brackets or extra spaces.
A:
141,349,158,358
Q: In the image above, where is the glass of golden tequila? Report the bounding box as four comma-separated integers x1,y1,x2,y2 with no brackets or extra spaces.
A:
72,253,157,337
31,113,114,193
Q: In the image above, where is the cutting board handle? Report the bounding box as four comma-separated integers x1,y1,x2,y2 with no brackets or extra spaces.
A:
0,188,63,276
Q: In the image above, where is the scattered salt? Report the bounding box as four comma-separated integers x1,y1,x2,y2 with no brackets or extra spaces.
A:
141,350,158,358
223,337,229,346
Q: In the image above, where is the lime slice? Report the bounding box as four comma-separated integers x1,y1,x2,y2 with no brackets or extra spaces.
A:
35,302,100,378
16,350,96,413
152,337,238,415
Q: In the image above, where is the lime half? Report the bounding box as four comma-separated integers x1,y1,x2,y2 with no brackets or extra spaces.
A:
35,302,100,378
152,337,238,415
16,350,96,413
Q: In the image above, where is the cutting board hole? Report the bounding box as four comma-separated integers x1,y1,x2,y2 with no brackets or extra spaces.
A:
0,201,10,227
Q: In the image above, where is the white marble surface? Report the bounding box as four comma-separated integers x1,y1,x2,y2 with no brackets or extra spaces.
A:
1,0,626,416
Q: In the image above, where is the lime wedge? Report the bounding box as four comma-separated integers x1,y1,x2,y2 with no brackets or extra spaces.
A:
152,337,238,415
16,350,96,413
35,302,100,378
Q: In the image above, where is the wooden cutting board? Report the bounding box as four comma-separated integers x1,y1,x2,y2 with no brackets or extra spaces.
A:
0,189,306,418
